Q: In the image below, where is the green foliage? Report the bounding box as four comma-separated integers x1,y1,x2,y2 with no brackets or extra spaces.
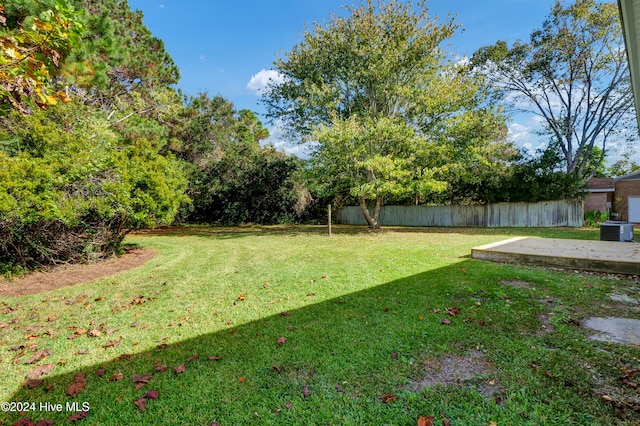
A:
171,93,308,225
584,210,609,227
0,0,83,113
472,0,633,178
0,103,188,268
264,0,507,226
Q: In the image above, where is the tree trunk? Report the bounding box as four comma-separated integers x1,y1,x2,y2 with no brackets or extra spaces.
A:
359,196,381,229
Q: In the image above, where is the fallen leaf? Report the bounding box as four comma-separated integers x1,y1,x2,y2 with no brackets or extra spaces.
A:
87,329,101,337
272,365,283,372
95,368,105,377
67,411,88,422
418,416,435,426
443,418,451,426
23,379,44,389
109,373,124,381
36,420,55,426
187,354,199,362
74,350,89,355
155,364,168,372
284,401,293,408
302,386,310,397
208,356,221,362
133,373,152,384
143,390,159,400
446,307,460,316
380,394,398,403
238,376,246,383
237,294,245,301
280,312,291,317
133,398,146,411
440,319,451,325
27,363,54,379
66,372,87,396
175,364,186,374
102,339,122,349
287,325,294,331
276,337,287,346
26,349,53,364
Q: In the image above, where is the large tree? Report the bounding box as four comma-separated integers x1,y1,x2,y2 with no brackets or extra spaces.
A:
263,0,506,228
472,0,635,179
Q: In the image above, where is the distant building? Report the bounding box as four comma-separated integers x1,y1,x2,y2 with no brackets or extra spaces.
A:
613,171,640,223
585,178,615,214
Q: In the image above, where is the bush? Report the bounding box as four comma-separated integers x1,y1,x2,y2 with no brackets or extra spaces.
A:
0,104,188,269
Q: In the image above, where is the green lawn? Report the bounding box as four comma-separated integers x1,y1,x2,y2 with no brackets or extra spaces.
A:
1,225,639,425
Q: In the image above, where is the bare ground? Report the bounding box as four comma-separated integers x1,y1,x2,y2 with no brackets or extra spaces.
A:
0,248,156,297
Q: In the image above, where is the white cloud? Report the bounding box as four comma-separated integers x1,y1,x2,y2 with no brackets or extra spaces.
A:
247,69,286,95
159,4,165,8
260,119,313,158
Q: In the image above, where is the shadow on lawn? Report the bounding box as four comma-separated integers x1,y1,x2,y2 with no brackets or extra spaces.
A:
4,259,526,425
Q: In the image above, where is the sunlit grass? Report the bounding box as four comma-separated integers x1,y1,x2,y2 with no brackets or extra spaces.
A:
1,225,638,425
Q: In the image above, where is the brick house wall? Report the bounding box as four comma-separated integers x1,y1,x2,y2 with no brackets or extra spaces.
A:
584,192,612,213
613,179,640,222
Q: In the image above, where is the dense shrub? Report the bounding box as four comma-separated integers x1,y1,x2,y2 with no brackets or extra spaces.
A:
0,104,188,269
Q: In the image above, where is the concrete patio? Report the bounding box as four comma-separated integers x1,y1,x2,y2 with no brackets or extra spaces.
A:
471,237,640,275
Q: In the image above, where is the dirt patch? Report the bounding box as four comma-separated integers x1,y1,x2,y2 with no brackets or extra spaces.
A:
408,350,499,397
0,248,156,297
536,313,556,335
500,280,531,289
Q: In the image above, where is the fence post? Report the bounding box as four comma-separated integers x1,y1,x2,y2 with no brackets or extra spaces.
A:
328,204,332,237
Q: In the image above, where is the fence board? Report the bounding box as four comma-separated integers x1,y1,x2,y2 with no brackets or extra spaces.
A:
336,200,584,227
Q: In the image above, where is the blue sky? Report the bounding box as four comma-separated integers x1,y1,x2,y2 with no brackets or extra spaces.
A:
125,0,585,155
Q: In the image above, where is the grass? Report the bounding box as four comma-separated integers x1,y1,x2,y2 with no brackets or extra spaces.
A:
1,225,639,425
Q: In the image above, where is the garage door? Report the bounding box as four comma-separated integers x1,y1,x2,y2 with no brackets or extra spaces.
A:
629,196,640,223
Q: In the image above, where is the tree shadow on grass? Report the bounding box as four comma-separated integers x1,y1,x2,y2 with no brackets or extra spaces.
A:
4,259,613,425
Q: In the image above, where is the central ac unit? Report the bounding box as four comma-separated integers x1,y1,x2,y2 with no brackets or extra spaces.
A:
600,221,634,242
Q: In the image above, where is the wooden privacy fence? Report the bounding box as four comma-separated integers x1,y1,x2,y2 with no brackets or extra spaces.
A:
336,200,584,227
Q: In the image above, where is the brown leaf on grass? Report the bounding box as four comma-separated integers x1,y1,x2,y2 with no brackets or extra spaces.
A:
74,350,90,355
302,386,310,397
271,365,283,372
27,363,54,379
443,417,451,426
23,379,44,389
155,364,168,372
446,307,460,316
1,304,16,314
87,329,101,337
102,338,122,349
26,349,53,364
36,420,55,426
280,311,291,317
175,364,186,374
207,356,221,361
417,416,435,426
14,419,36,426
68,411,88,422
440,319,451,325
287,325,294,331
109,373,124,381
66,372,87,396
238,376,246,383
133,373,152,384
187,354,199,362
237,294,245,301
143,390,159,400
276,337,287,346
133,398,146,411
380,394,398,403
284,401,293,408
95,368,105,377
